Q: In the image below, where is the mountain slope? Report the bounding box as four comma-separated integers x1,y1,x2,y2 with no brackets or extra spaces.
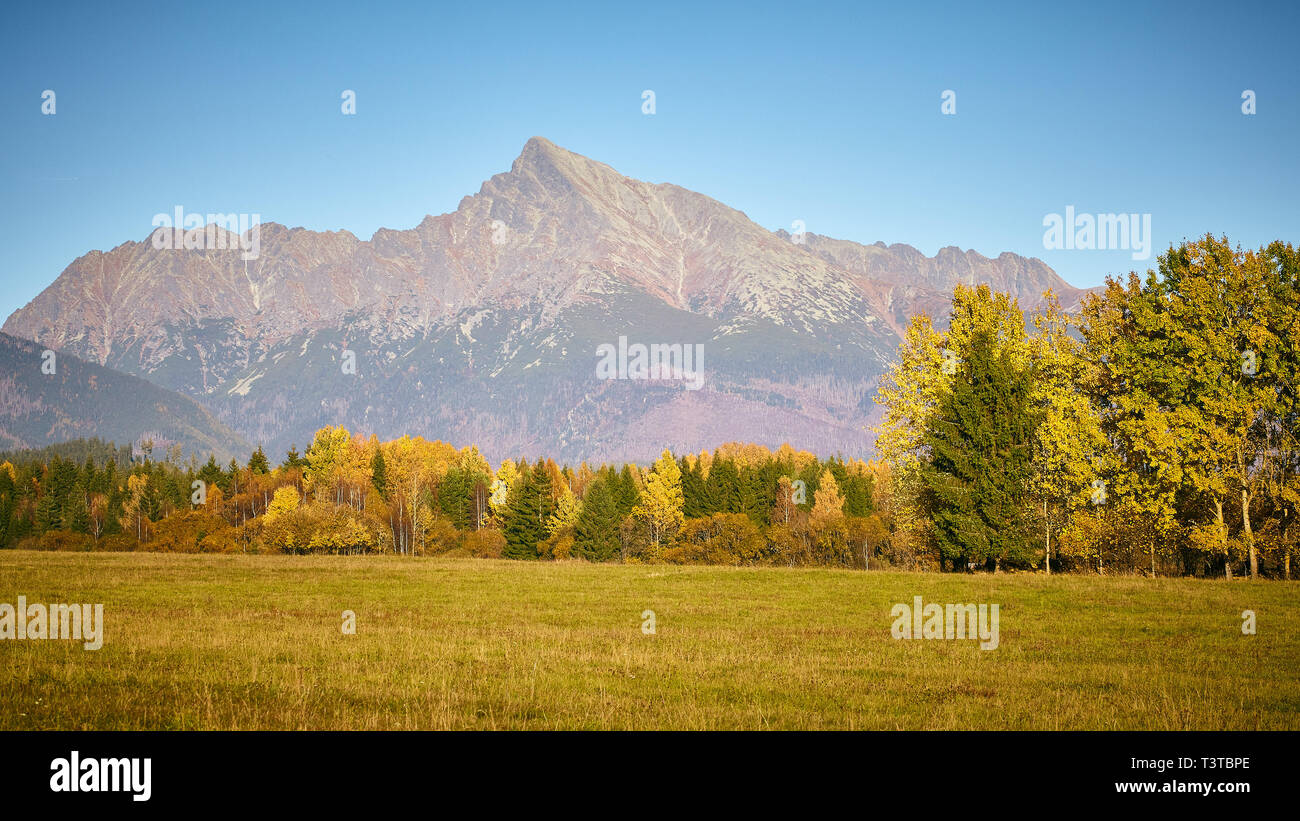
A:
0,331,249,460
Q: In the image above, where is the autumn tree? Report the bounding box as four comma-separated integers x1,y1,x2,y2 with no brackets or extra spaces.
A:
631,449,685,557
810,468,852,565
1080,237,1291,578
547,484,580,536
303,426,352,505
265,485,300,523
667,513,765,564
773,476,801,526
120,473,153,543
1028,291,1106,573
1256,241,1300,578
489,459,520,522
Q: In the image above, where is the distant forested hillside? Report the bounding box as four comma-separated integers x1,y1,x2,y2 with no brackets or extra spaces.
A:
0,332,249,461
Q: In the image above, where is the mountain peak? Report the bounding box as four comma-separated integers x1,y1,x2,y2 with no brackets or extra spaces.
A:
522,135,560,152
506,136,626,198
512,136,571,172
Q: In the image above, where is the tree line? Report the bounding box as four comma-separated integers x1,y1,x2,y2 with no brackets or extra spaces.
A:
875,235,1298,578
0,432,886,568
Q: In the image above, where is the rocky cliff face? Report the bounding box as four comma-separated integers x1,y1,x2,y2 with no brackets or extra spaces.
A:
2,137,1092,463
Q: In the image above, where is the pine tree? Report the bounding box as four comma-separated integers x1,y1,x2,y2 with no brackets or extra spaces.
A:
0,491,11,548
706,455,741,514
370,448,389,499
248,446,271,475
64,484,91,534
225,460,239,494
740,462,776,526
614,465,639,515
36,458,77,532
841,471,873,517
681,457,707,519
530,461,555,531
36,483,60,532
103,460,118,497
502,464,552,560
198,456,224,494
574,478,622,562
921,328,1040,571
438,467,473,529
0,467,13,547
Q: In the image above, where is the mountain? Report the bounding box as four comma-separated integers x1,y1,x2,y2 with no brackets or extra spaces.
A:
0,331,249,461
2,137,1092,463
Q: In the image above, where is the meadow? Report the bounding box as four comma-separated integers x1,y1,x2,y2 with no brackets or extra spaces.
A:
1,551,1296,730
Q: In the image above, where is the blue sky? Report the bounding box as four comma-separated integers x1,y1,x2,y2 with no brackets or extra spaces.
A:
1,0,1297,322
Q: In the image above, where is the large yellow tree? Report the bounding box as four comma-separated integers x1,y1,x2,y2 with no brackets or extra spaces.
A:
1028,291,1106,573
632,449,685,553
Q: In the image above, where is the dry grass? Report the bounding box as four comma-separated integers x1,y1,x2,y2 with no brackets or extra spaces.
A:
1,550,1296,729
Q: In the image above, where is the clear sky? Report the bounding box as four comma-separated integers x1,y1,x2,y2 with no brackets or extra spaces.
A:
2,0,1297,322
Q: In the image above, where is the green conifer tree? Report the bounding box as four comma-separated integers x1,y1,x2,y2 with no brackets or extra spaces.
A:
921,328,1040,571
370,448,389,499
248,446,271,475
573,478,623,562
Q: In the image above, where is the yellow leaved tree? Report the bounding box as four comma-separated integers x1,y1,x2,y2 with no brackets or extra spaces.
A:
632,449,684,555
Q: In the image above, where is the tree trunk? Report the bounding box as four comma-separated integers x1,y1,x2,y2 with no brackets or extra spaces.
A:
1241,488,1257,579
1044,498,1051,576
1216,498,1231,580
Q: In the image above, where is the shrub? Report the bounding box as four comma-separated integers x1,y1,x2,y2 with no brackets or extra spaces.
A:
422,517,460,555
461,529,505,559
666,513,765,565
150,510,233,553
539,528,575,560
25,530,95,552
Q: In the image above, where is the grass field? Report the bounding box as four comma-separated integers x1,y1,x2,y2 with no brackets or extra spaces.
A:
1,550,1296,730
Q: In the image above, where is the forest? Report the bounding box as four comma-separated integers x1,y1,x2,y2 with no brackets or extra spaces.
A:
1,236,1295,578
0,434,880,568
